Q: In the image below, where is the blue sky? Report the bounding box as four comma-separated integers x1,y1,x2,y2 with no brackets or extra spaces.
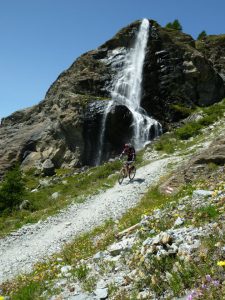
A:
0,0,225,119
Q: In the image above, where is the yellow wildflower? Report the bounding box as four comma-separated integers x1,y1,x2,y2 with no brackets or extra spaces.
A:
0,297,5,300
217,261,225,267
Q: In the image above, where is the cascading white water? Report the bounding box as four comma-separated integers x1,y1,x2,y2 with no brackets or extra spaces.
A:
95,100,113,165
96,18,161,165
111,18,160,149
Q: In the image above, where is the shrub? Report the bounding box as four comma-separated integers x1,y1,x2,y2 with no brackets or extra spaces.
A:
166,19,182,31
175,122,203,140
198,115,216,126
73,264,89,280
196,205,219,221
0,165,25,212
170,104,193,118
154,135,176,153
197,30,207,40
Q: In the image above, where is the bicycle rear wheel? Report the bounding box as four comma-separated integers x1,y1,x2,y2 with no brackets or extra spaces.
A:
129,166,136,180
118,168,126,184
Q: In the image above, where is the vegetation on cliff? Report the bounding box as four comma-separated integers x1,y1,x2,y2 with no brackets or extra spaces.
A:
165,19,183,31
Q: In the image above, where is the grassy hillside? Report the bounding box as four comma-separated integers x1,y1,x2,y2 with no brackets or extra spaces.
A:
0,98,225,299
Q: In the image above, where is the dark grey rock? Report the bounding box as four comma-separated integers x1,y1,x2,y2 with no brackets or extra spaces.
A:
42,159,55,176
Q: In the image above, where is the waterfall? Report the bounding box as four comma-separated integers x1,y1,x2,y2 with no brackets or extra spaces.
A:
96,18,161,165
95,100,113,166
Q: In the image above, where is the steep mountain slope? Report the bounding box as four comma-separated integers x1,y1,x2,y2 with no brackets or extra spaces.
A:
0,19,224,177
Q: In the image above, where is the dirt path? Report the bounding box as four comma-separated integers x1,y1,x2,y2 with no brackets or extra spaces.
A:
0,157,180,283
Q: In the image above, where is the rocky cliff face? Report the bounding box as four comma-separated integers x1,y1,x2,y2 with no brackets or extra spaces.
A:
141,27,224,127
0,20,225,176
196,34,225,83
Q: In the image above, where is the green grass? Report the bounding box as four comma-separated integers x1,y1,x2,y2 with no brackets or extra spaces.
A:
153,98,225,154
72,264,89,280
170,103,194,118
10,281,45,300
2,98,225,236
1,175,183,299
175,121,203,140
61,219,115,265
0,158,126,237
154,134,177,153
131,228,225,299
0,148,147,237
2,98,225,298
1,175,219,300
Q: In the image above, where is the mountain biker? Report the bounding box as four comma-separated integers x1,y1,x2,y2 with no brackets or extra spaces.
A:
120,143,136,174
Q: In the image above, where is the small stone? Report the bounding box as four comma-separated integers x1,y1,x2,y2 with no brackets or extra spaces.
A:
137,290,150,299
96,279,107,289
161,233,172,245
57,257,63,262
193,190,213,197
42,159,55,176
94,287,108,299
68,294,92,300
174,217,184,227
19,200,31,210
93,251,106,260
215,242,222,247
52,192,60,200
61,265,72,274
108,237,135,256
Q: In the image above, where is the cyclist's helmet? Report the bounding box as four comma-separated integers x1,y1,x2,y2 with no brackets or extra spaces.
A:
124,143,131,148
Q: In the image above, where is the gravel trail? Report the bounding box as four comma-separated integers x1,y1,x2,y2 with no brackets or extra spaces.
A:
0,157,178,283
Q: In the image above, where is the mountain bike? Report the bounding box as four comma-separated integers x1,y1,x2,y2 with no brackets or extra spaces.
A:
118,162,136,184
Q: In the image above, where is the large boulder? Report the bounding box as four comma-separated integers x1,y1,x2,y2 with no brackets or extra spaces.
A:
193,135,225,165
160,133,225,191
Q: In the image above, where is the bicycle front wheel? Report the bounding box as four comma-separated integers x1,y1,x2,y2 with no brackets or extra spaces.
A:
129,166,136,180
118,168,125,184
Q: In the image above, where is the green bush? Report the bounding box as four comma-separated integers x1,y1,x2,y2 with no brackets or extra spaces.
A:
196,205,219,221
198,114,216,126
170,104,193,118
166,19,182,31
154,135,176,153
203,101,225,119
0,165,25,213
197,30,207,40
11,281,45,300
175,122,203,140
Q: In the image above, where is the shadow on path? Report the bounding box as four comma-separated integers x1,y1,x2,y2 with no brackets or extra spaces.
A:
127,178,145,184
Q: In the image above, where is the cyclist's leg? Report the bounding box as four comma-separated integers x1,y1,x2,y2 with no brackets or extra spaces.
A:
124,161,129,176
127,160,133,173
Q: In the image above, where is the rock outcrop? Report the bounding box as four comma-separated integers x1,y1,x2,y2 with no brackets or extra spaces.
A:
196,34,225,83
141,27,225,127
0,19,225,175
